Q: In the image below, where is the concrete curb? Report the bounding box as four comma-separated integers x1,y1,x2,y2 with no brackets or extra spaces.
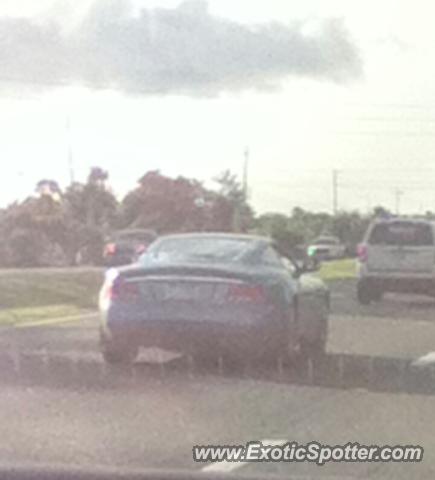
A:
0,350,434,394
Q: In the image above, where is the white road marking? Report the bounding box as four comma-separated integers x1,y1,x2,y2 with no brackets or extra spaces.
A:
16,312,99,329
201,438,287,473
138,348,181,364
201,460,243,474
412,351,435,367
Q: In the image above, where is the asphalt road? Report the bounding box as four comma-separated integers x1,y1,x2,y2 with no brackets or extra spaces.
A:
1,278,435,479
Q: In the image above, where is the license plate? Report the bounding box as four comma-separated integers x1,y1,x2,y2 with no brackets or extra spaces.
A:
161,283,196,301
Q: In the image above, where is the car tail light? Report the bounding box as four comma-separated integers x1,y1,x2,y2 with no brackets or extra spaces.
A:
104,243,116,256
357,243,368,262
227,284,266,304
107,277,140,302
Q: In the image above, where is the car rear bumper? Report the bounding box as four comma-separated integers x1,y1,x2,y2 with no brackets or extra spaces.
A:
359,276,435,294
101,306,295,358
311,250,332,260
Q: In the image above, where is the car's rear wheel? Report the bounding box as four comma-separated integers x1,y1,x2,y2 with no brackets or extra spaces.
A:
192,353,221,370
259,347,287,370
357,279,375,305
372,288,383,302
102,346,138,365
299,318,327,360
100,331,139,365
299,336,326,359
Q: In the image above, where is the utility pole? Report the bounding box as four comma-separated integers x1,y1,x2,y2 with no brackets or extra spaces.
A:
243,147,249,201
66,116,74,185
233,147,250,233
332,169,339,214
394,188,403,215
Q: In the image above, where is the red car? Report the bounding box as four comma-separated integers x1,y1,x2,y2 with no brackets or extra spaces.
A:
103,229,157,267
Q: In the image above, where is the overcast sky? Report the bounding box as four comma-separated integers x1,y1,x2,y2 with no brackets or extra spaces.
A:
2,0,435,214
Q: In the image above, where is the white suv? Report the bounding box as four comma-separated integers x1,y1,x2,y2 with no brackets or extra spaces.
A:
307,236,347,261
357,218,435,304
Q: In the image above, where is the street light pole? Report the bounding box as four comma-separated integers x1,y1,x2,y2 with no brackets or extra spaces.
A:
394,188,403,215
243,147,249,201
332,169,339,214
66,116,74,185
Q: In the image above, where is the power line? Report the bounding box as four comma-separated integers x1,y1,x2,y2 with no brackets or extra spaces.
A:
255,166,435,174
344,117,435,123
330,130,435,137
342,102,435,110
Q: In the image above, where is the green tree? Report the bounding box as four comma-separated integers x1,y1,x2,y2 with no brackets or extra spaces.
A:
254,213,304,253
1,195,65,266
213,170,254,232
62,169,118,264
120,171,208,233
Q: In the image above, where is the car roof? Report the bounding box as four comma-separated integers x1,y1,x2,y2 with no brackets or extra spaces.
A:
154,232,272,244
314,235,339,240
113,229,157,236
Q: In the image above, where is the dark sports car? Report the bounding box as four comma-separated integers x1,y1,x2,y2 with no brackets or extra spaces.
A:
99,233,330,365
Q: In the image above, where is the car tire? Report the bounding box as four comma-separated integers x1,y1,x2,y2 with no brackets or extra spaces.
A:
100,332,139,365
299,329,327,360
192,353,220,370
357,280,374,305
259,348,287,370
372,289,383,302
101,348,136,365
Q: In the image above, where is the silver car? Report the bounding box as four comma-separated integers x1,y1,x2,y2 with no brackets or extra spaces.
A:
99,233,330,365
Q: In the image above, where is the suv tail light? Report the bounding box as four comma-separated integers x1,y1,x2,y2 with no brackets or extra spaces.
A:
357,243,368,262
227,284,266,304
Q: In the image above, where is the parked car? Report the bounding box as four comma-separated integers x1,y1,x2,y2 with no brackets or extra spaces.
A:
357,217,435,304
103,229,157,267
98,233,329,365
307,235,346,262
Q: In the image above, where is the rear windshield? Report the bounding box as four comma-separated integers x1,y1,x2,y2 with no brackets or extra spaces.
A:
368,222,434,246
144,237,253,264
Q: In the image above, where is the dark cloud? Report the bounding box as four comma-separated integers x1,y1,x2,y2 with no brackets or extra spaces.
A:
0,0,363,96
